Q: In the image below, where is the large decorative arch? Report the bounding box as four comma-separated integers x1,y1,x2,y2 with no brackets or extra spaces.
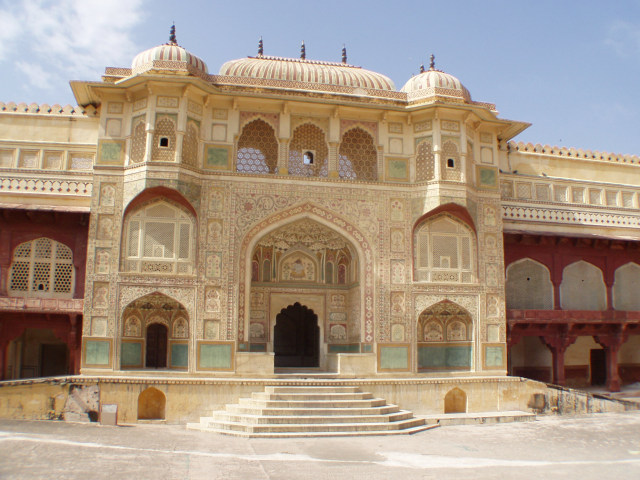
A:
560,261,606,310
417,299,473,371
506,258,554,310
238,203,374,343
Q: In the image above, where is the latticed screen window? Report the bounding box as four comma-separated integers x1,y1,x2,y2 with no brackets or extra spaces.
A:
124,201,194,274
338,128,377,181
236,119,278,174
8,238,74,298
288,123,329,177
415,216,475,283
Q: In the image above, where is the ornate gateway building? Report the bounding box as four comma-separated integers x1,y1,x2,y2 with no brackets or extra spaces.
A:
1,29,639,424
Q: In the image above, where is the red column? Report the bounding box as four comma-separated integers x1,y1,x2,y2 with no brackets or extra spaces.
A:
595,333,623,392
68,315,79,375
0,339,8,381
542,334,577,386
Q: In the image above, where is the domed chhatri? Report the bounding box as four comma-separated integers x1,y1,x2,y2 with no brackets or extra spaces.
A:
401,54,471,103
219,38,395,92
131,25,208,77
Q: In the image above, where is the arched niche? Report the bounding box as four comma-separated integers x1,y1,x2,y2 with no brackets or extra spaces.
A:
613,262,640,311
560,261,606,311
444,388,467,413
137,387,166,420
506,258,554,309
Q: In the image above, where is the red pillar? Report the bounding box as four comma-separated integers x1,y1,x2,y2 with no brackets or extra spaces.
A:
595,333,623,392
542,334,577,386
68,315,79,375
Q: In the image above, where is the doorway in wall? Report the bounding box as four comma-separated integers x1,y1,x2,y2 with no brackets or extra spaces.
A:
274,303,319,368
590,348,606,385
146,323,168,368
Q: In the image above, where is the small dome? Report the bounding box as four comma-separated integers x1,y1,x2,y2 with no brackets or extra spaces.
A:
219,55,395,92
131,26,208,77
401,56,471,103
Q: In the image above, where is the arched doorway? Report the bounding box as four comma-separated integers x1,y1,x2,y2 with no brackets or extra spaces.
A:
274,303,319,368
146,323,168,368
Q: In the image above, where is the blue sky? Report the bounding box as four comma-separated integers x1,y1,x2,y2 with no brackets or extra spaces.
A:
1,0,640,155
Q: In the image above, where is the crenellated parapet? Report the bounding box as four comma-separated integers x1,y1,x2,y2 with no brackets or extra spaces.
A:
508,141,639,166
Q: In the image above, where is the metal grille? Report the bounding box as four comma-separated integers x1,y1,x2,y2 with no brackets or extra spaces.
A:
130,119,146,163
338,128,377,181
182,121,199,167
416,140,434,181
152,116,176,162
441,141,461,181
236,119,278,174
288,123,329,177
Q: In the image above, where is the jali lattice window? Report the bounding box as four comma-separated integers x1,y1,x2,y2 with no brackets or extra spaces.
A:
414,215,475,283
441,140,461,181
130,118,147,164
182,120,199,167
8,238,74,298
236,119,278,174
415,139,434,182
152,116,177,162
338,127,377,181
288,123,328,177
123,201,195,275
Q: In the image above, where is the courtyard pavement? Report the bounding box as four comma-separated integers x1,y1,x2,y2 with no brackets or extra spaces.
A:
1,412,640,479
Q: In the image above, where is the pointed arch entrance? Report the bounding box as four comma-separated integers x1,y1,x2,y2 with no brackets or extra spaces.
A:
145,323,168,368
274,303,319,367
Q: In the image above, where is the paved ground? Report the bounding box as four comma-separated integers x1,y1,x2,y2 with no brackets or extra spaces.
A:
2,413,640,479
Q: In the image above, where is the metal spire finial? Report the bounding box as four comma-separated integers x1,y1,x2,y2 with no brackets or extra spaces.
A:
342,44,347,64
258,36,263,56
169,24,177,45
420,63,425,73
300,40,306,59
429,54,435,70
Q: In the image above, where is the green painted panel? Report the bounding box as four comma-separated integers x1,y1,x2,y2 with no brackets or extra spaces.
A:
418,346,472,368
99,142,121,164
479,166,497,187
249,343,267,352
85,340,110,366
199,343,232,369
121,342,142,366
328,344,360,353
485,346,504,367
206,147,229,168
388,159,407,179
379,346,409,370
171,344,188,368
361,344,373,353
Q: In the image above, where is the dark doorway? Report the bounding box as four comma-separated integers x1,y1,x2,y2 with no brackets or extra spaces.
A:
274,303,319,368
40,344,68,377
590,348,606,385
146,323,168,368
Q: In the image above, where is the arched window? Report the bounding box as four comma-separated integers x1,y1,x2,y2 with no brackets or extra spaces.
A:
506,258,554,309
288,123,328,177
414,215,475,283
130,117,146,164
122,200,195,275
236,119,278,174
8,238,74,298
182,120,199,167
415,138,434,182
560,261,606,310
338,127,377,181
152,115,177,162
613,263,640,310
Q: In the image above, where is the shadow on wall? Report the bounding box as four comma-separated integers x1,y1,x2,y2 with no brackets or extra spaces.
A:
138,387,166,420
444,387,467,413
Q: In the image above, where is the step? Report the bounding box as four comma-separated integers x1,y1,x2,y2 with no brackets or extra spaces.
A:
264,386,361,394
186,423,437,438
208,411,414,425
211,417,426,434
251,391,373,401
422,410,536,426
238,398,387,408
225,404,400,416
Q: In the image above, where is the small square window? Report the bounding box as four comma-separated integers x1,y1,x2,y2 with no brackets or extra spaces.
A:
159,137,170,148
303,150,315,165
447,158,455,168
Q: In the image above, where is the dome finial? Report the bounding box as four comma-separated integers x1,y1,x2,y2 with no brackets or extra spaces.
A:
300,40,306,59
258,36,264,56
429,54,435,71
342,44,347,64
420,63,425,73
169,23,177,45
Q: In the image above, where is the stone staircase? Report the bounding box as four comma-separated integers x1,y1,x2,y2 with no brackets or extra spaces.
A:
187,385,431,437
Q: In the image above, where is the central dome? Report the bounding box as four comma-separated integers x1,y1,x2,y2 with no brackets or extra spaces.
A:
219,55,395,92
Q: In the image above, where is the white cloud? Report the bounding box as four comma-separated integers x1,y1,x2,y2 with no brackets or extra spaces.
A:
15,61,56,89
0,0,145,86
604,20,640,57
